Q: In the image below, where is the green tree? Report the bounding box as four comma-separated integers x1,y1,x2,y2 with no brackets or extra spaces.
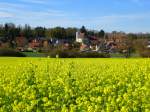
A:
133,39,150,57
4,23,16,41
0,24,5,37
98,30,105,38
127,33,138,40
34,27,46,38
87,30,95,36
48,27,66,39
80,26,87,35
22,24,33,39
66,27,77,39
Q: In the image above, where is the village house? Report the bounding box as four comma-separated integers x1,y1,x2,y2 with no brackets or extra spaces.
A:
0,38,10,48
0,37,9,48
28,38,56,52
28,38,43,51
43,39,49,48
0,40,2,47
76,31,85,43
63,43,70,50
48,37,73,50
76,31,90,51
76,30,131,53
105,33,128,53
15,36,28,51
147,40,150,48
76,31,103,52
0,30,132,54
89,36,101,51
0,42,10,48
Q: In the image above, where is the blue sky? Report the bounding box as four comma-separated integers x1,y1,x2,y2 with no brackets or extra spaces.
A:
0,0,150,33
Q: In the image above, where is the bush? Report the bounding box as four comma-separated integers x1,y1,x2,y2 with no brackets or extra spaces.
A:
79,52,110,58
49,50,77,58
0,48,26,57
49,49,110,58
133,39,150,58
139,49,150,58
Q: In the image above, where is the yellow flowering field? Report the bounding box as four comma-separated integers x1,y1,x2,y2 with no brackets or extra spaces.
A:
0,58,150,112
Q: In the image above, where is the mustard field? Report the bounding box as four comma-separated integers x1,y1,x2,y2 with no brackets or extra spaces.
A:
0,58,150,112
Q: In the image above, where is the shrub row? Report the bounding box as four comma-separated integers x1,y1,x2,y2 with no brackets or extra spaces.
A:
0,48,26,57
49,50,110,58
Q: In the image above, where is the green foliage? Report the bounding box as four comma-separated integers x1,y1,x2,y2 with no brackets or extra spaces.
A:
49,49,110,58
80,26,87,35
47,27,66,39
22,52,46,57
133,39,150,57
34,27,46,38
98,30,105,38
0,58,150,111
0,49,26,57
66,28,77,39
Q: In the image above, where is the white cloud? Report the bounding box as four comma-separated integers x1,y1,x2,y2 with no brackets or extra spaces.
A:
97,14,150,21
20,0,48,4
19,0,69,5
0,1,68,18
0,2,27,9
0,1,150,32
114,0,143,6
0,11,14,18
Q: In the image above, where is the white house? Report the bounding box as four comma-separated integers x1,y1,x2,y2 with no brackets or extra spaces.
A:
76,31,85,43
147,40,150,48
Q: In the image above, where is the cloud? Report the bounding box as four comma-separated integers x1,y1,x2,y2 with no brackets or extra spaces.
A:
38,10,67,17
0,11,14,18
20,0,48,4
0,2,27,9
19,0,69,5
97,14,150,21
73,13,150,25
0,1,150,32
67,13,150,32
114,0,143,6
0,1,68,18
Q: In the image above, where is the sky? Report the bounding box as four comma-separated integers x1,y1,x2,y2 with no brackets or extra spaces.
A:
0,0,150,33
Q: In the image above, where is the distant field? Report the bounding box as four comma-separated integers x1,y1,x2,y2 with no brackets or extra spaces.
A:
0,58,149,111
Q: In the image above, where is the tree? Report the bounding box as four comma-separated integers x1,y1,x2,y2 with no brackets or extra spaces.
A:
80,26,87,35
4,23,16,41
45,28,51,38
66,27,77,40
127,33,138,40
34,27,46,38
123,37,134,58
22,24,33,39
133,39,150,57
48,27,66,39
15,26,22,37
0,24,5,37
87,30,95,36
98,30,105,38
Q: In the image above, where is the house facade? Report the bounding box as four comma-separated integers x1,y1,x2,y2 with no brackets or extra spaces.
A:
28,38,43,49
76,31,85,43
16,36,26,47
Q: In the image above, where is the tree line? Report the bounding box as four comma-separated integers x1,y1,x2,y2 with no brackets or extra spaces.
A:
0,23,150,57
0,23,107,42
